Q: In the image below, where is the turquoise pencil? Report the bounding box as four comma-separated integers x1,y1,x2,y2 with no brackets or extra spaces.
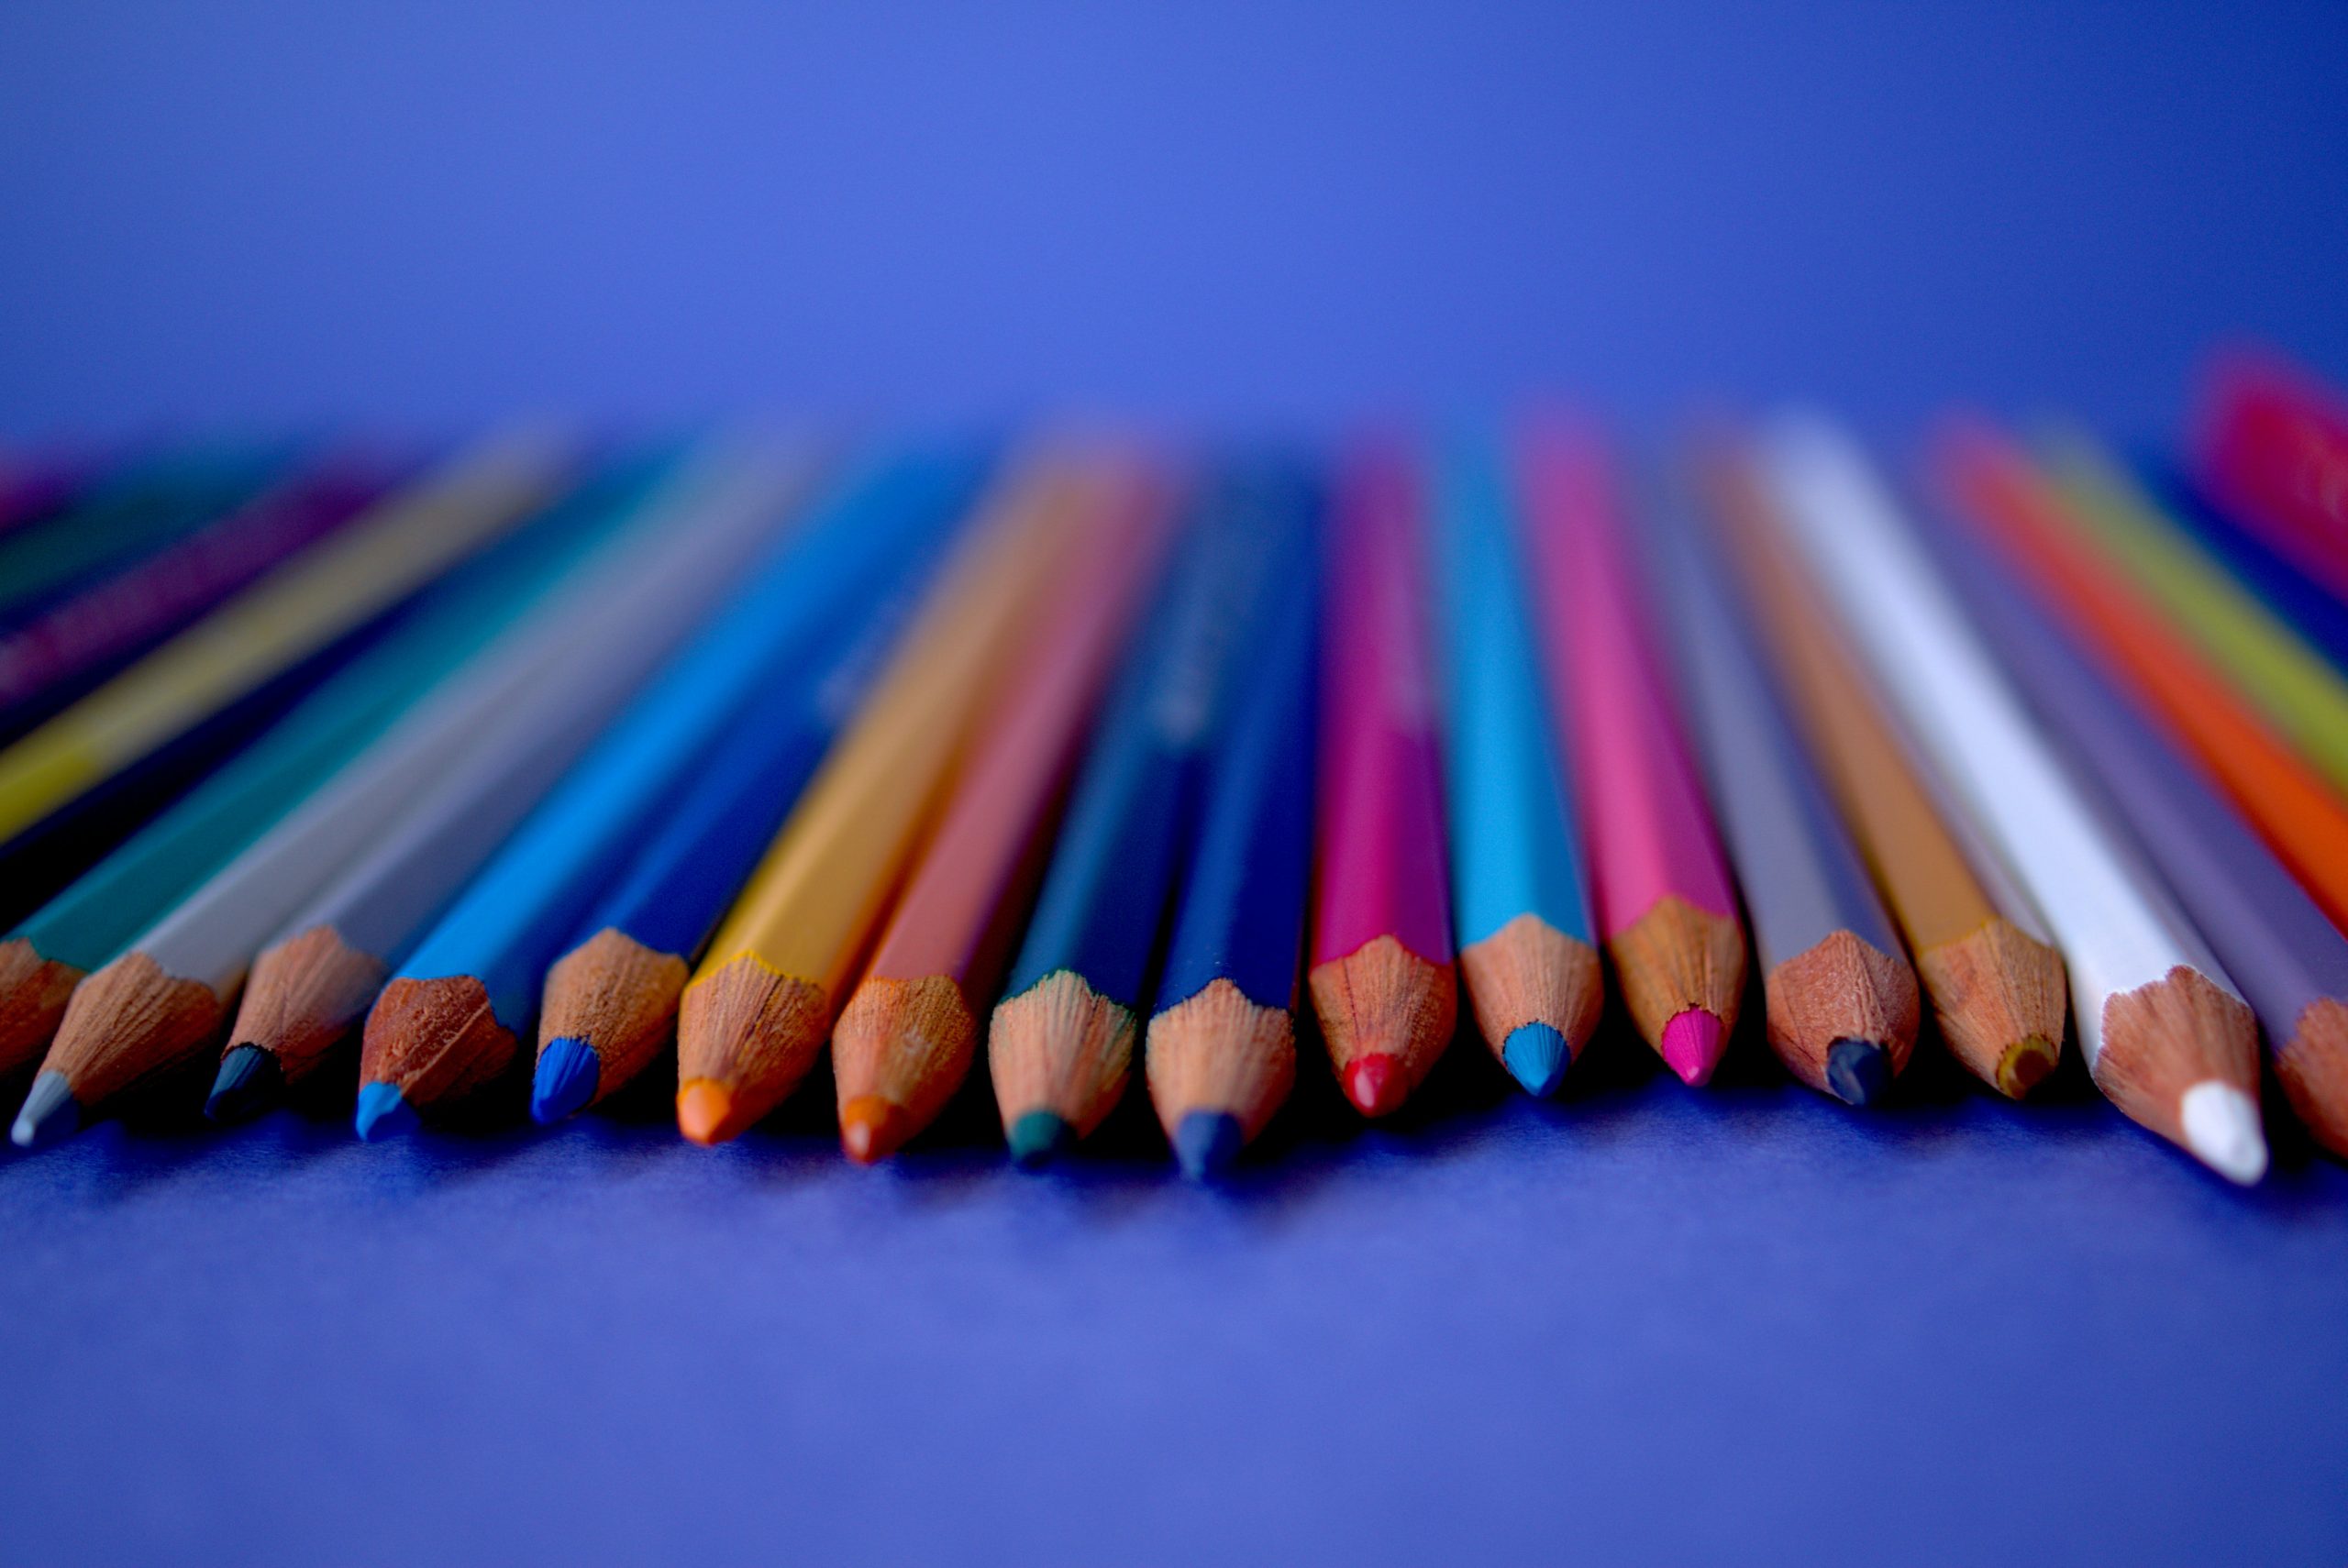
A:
987,463,1292,1166
331,449,981,1128
0,453,667,1088
1431,433,1602,1095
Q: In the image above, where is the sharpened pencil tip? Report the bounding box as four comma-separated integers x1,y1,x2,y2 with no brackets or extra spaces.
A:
11,1071,78,1149
206,1044,283,1123
1659,1009,1725,1086
840,1096,911,1164
1342,1054,1406,1118
1995,1034,2059,1099
353,1081,418,1142
1824,1037,1893,1106
1501,1022,1570,1097
532,1037,600,1125
1172,1110,1245,1179
1006,1110,1073,1169
2178,1080,2267,1185
675,1079,737,1145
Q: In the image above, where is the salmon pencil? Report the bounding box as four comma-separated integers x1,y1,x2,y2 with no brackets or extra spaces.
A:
1308,445,1457,1120
1523,422,1745,1084
831,462,1167,1162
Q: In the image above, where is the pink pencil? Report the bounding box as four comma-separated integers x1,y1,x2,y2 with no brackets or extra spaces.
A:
1309,443,1459,1119
1521,422,1746,1084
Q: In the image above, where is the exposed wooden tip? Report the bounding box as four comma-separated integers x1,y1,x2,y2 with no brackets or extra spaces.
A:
1604,895,1745,1055
2095,965,2263,1169
988,969,1137,1141
537,928,691,1110
1913,917,2070,1099
1145,977,1296,1143
228,925,390,1086
674,953,833,1139
832,974,978,1157
359,974,518,1110
1457,913,1604,1068
0,937,84,1077
1763,929,1922,1099
1307,933,1456,1108
2278,996,2348,1159
39,950,229,1110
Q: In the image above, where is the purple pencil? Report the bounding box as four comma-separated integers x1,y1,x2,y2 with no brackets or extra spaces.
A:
1922,499,2348,1157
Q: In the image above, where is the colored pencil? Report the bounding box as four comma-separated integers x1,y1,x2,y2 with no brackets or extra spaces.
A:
1938,423,2348,935
1429,433,1600,1097
0,456,394,723
1763,414,2266,1183
1647,474,1919,1104
1925,494,2348,1157
0,427,575,851
0,447,281,629
1522,422,1745,1085
1145,496,1318,1177
2151,463,2348,679
342,449,968,1131
8,456,677,1147
1309,446,1457,1119
249,439,815,1138
2195,354,2348,602
832,462,1165,1162
673,453,1094,1145
532,469,974,1124
988,466,1284,1165
0,456,666,1088
2040,433,2348,798
1700,445,2067,1096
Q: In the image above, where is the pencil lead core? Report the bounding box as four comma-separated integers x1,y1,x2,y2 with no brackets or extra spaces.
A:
2178,1080,2267,1186
1343,1053,1405,1118
1501,1021,1570,1098
353,1081,419,1142
1171,1110,1244,1180
675,1078,738,1145
1824,1037,1893,1107
531,1037,601,1124
840,1095,912,1164
205,1044,283,1123
1006,1109,1073,1169
1659,1009,1725,1087
11,1070,78,1149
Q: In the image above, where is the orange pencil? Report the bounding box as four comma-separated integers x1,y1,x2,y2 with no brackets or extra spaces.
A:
830,462,1168,1161
1938,421,2348,935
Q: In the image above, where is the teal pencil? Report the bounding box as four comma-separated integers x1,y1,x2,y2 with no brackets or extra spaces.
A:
1431,432,1602,1096
0,453,669,1086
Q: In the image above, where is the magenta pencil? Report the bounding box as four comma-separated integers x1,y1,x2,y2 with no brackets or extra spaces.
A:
1308,442,1458,1120
1521,422,1746,1084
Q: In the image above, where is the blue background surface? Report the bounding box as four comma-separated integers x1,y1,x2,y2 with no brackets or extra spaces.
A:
2,4,2345,1563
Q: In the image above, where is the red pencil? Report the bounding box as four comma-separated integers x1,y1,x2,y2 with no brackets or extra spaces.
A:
1308,444,1457,1119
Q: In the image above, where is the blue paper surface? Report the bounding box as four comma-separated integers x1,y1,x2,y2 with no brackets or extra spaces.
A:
1,5,2344,1564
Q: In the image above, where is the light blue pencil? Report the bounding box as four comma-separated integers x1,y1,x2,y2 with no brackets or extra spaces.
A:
1431,432,1601,1095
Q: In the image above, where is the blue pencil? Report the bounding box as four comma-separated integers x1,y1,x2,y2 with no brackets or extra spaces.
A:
525,453,985,1121
335,449,984,1137
986,465,1290,1166
1142,475,1318,1179
1431,432,1601,1096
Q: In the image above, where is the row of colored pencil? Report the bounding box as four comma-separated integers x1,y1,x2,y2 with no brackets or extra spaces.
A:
4,352,2347,1186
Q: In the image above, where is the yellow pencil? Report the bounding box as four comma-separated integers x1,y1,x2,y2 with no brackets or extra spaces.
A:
0,427,576,847
673,450,1095,1144
2041,431,2348,801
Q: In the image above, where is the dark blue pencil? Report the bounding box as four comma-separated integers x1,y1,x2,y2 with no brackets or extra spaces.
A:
985,466,1292,1166
528,461,980,1121
1142,479,1318,1179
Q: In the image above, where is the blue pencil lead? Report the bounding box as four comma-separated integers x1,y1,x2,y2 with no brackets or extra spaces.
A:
354,1081,420,1142
1501,1021,1571,1098
10,1071,80,1149
1006,1109,1074,1169
1171,1110,1245,1180
531,1037,601,1124
205,1044,284,1123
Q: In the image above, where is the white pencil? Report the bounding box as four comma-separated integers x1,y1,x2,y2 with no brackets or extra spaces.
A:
1759,414,2266,1183
11,437,819,1146
237,439,826,1128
